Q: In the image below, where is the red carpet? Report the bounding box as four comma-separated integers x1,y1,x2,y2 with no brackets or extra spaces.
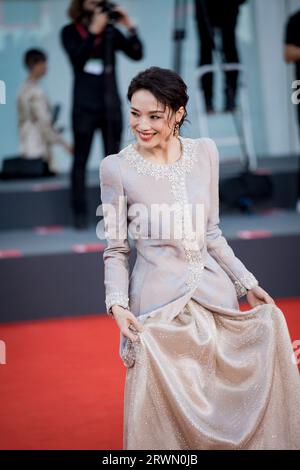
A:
0,298,299,450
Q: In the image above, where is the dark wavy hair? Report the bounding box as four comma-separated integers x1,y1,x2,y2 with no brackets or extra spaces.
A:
127,66,190,132
24,49,47,70
67,0,85,22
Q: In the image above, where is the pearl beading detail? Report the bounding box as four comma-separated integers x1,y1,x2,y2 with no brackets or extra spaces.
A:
234,272,259,298
106,291,129,316
123,137,204,290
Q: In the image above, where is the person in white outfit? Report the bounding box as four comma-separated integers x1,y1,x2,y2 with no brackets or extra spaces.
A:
17,49,73,174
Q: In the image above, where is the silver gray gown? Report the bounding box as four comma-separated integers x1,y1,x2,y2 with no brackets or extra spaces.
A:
99,136,300,450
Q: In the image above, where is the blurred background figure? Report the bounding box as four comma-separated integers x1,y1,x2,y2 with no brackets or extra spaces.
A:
285,9,300,137
61,0,143,229
17,49,72,175
194,0,246,113
284,9,300,212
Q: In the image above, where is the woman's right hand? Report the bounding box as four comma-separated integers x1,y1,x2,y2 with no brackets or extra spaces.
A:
88,9,108,35
62,142,74,156
111,305,145,342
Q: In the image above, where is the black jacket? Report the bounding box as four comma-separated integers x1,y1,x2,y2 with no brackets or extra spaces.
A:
61,23,143,112
285,10,300,82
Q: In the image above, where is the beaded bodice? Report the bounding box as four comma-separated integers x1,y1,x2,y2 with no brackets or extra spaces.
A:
101,136,259,318
121,136,205,291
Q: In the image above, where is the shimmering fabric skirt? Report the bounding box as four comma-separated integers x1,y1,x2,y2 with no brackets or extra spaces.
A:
122,295,300,450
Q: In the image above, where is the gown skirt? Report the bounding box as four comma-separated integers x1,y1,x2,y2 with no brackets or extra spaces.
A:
122,291,300,450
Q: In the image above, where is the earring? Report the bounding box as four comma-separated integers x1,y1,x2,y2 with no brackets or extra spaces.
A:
173,122,180,137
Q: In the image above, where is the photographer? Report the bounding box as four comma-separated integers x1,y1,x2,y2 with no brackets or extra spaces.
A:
61,0,143,229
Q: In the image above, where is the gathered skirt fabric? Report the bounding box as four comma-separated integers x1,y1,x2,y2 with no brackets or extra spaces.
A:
122,297,300,450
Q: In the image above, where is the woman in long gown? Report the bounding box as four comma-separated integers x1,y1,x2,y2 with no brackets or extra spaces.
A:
99,66,300,450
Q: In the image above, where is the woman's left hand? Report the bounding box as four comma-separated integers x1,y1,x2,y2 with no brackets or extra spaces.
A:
246,285,276,307
113,5,134,29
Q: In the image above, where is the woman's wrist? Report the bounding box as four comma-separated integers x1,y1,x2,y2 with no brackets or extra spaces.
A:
247,283,259,293
111,304,126,317
127,23,137,34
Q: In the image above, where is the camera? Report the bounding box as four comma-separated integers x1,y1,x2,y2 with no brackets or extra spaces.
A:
94,1,123,22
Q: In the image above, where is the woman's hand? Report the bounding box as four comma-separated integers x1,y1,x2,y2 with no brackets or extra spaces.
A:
111,305,145,342
246,285,276,307
62,141,74,156
113,5,135,29
88,9,108,35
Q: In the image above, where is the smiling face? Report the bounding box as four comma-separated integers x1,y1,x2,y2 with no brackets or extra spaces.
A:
129,89,184,148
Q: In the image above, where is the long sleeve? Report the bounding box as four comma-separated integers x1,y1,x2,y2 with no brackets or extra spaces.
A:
99,155,131,316
203,138,259,298
285,15,296,46
114,27,143,60
61,25,99,70
30,90,65,146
